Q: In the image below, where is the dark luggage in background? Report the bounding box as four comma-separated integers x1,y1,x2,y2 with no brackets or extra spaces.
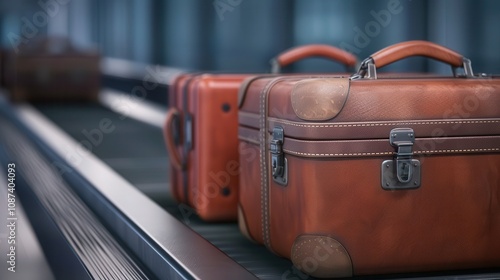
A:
3,36,100,102
164,44,357,221
237,40,500,278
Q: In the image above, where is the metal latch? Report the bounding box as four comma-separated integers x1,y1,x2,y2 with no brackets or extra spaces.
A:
381,128,421,190
270,127,287,185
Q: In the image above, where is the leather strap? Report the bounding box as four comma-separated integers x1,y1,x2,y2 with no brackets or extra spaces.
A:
272,44,357,73
163,108,185,171
370,40,463,68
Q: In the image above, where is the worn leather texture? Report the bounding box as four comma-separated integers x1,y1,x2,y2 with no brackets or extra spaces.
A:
291,235,353,278
238,74,500,277
291,78,350,121
238,141,263,242
238,78,500,125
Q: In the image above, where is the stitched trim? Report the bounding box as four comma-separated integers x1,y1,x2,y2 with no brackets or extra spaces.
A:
259,78,283,250
259,77,293,251
284,150,394,157
284,148,500,157
259,80,266,248
415,148,500,153
269,118,500,128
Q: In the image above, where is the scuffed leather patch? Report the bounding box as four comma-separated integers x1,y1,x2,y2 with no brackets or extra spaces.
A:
291,78,350,121
291,234,353,278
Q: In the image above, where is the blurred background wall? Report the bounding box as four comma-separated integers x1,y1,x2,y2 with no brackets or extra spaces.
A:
0,0,498,74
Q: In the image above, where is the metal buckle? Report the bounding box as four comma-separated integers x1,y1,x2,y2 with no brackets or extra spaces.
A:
270,127,287,185
381,128,421,190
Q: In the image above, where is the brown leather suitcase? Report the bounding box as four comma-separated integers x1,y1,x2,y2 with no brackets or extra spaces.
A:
163,44,357,221
3,36,100,102
237,41,500,278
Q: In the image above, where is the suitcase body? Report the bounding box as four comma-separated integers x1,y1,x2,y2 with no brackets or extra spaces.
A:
164,45,357,221
237,41,500,277
166,73,249,221
3,37,100,102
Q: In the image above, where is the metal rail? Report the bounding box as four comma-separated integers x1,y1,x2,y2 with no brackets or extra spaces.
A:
12,103,257,280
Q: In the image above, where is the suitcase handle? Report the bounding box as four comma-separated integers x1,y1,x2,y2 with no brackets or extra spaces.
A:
354,40,474,79
271,44,357,73
164,108,185,171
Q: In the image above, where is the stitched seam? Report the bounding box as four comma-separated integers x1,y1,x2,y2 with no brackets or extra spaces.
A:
415,148,500,153
270,119,500,128
284,148,500,157
259,77,287,250
260,80,268,248
284,150,394,157
259,79,273,249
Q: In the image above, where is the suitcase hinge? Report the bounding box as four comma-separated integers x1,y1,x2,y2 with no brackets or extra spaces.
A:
270,127,287,186
381,128,421,190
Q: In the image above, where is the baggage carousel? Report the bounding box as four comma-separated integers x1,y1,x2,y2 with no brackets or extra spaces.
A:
0,59,499,280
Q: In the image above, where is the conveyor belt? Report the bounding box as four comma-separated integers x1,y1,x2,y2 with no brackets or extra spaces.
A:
33,101,295,279
14,103,258,279
33,102,174,208
0,114,154,280
0,166,55,280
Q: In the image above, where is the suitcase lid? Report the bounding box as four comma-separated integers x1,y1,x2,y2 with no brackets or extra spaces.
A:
239,41,500,140
238,41,500,161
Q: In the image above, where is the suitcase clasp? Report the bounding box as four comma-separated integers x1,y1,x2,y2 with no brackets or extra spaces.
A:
270,127,288,186
381,128,421,190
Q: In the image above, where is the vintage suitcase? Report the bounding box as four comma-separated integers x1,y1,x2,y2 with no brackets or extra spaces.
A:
237,40,500,278
164,44,357,221
3,36,100,102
